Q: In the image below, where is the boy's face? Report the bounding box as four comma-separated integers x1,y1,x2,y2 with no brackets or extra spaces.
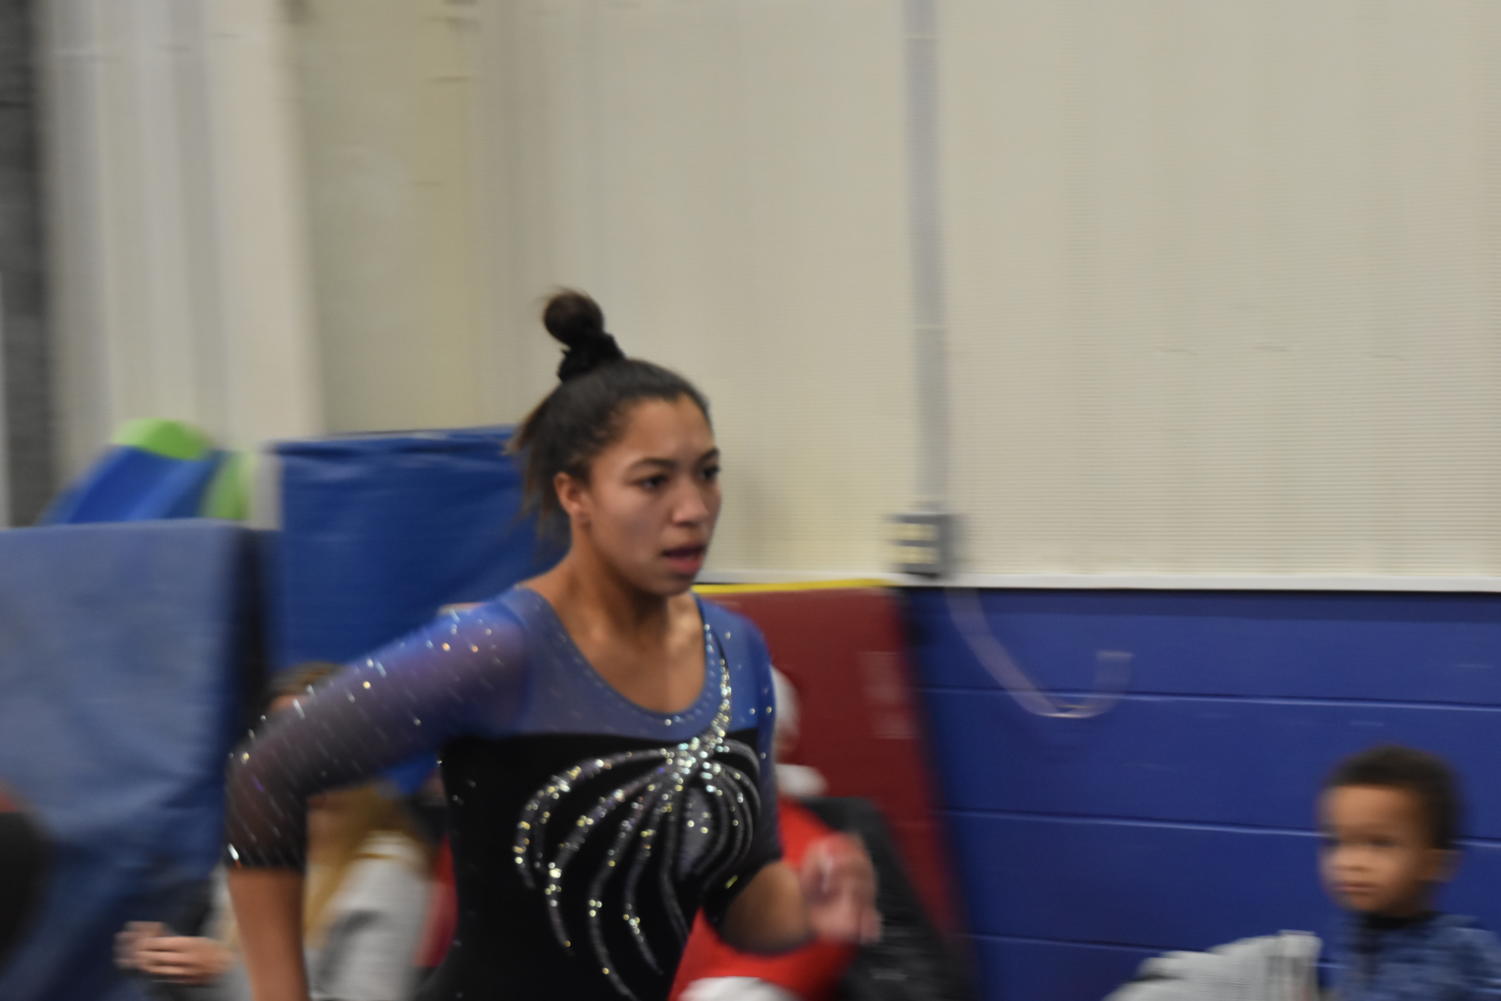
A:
1319,784,1451,916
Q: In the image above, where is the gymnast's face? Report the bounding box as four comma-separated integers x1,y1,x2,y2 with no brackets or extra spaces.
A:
556,395,721,597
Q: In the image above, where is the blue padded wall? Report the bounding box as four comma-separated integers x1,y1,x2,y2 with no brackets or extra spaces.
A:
268,428,561,670
907,589,1501,1001
0,522,255,1001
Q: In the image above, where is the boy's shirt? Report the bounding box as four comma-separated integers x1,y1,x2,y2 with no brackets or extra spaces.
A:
1330,912,1501,1000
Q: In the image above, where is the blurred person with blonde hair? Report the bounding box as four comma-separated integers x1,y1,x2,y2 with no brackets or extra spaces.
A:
118,664,433,1001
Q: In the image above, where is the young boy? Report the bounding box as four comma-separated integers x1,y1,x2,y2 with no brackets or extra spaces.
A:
1320,745,1501,999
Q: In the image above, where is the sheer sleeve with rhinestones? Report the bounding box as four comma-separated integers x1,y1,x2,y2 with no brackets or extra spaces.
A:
224,602,528,869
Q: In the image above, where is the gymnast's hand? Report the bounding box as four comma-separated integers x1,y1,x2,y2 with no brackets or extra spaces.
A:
799,833,881,944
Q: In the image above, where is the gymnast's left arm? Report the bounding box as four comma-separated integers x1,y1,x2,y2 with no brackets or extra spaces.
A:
702,629,880,954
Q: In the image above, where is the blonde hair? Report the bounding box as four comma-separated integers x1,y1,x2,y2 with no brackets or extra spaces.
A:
302,783,430,947
224,662,432,949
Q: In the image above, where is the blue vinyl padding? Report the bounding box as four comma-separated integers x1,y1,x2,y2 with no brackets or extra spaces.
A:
268,428,561,670
0,522,255,1001
907,588,1501,1001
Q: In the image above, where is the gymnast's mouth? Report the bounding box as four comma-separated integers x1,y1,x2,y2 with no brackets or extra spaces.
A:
661,545,707,575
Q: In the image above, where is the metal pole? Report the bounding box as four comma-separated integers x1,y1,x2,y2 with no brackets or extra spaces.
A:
889,0,956,576
904,0,947,510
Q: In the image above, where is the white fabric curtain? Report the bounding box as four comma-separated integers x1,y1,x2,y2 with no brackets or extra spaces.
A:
39,0,322,479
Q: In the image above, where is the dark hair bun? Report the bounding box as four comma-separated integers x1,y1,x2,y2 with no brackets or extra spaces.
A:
543,290,605,347
544,289,625,381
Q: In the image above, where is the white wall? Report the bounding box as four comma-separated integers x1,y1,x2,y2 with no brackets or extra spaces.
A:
940,0,1501,577
476,0,1501,580
480,0,917,576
